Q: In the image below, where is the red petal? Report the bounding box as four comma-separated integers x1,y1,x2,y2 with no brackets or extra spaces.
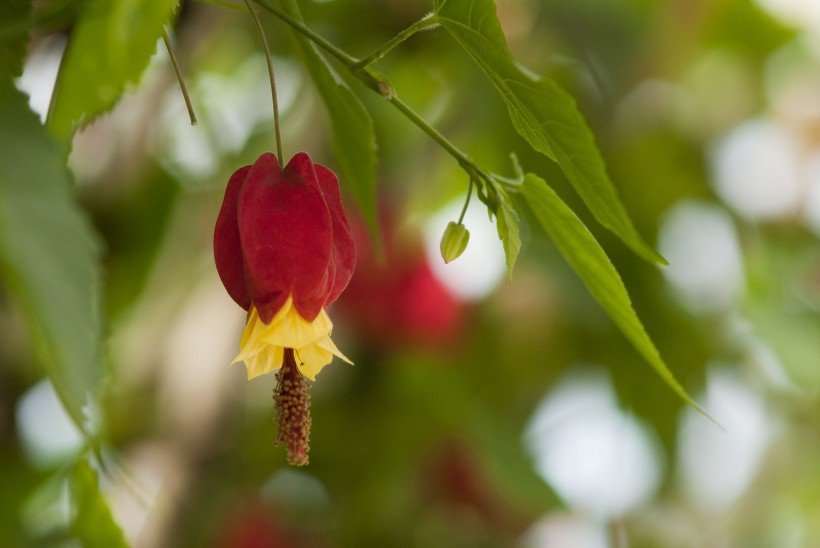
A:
214,165,252,310
239,153,332,323
315,164,356,306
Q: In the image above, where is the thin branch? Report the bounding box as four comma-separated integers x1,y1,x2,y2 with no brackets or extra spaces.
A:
253,0,357,66
162,30,197,126
251,0,498,193
457,179,473,225
353,13,439,69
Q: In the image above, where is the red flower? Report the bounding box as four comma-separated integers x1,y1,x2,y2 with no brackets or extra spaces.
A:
214,152,355,325
214,152,356,465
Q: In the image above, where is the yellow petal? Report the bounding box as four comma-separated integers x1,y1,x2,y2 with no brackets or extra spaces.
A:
232,295,351,380
292,345,333,381
244,345,283,380
260,298,334,349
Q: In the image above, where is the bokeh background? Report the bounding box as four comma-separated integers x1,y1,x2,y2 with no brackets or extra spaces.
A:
4,0,820,546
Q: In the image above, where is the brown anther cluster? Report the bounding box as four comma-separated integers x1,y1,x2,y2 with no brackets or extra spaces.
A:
273,348,312,466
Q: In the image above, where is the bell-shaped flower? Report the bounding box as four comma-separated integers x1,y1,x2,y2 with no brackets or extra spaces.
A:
214,152,356,465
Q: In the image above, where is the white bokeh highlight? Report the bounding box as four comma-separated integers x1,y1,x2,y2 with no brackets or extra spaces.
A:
710,118,803,221
766,38,820,123
677,366,773,512
520,513,609,548
423,196,508,301
525,368,663,519
158,55,300,182
16,36,66,121
659,200,744,314
16,380,84,468
755,0,820,31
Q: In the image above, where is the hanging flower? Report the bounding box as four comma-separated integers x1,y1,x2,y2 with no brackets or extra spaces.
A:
214,152,356,465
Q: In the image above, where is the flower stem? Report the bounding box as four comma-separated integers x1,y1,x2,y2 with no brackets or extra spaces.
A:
457,179,473,225
387,94,491,185
251,0,496,192
243,0,284,165
162,29,197,126
353,13,439,68
253,0,357,66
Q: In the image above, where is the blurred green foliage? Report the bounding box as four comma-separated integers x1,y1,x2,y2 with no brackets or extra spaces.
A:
2,0,820,546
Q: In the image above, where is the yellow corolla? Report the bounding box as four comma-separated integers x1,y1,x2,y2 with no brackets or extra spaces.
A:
233,295,351,381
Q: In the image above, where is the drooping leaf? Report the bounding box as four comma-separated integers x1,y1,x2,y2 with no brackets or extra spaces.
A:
493,185,521,279
270,0,379,239
47,0,178,139
521,173,708,416
0,0,31,78
0,80,102,434
69,458,127,548
434,0,665,265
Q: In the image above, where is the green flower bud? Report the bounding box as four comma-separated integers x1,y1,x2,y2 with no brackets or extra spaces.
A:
440,221,470,264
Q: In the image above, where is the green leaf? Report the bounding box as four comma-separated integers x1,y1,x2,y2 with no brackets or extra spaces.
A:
0,80,102,434
434,0,666,265
277,0,379,239
0,0,31,78
521,173,709,417
47,0,178,139
493,185,521,279
69,459,127,548
194,0,244,10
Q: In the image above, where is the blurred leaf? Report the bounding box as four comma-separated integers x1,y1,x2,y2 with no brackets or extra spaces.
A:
521,173,705,414
0,0,31,78
47,0,178,139
98,169,178,319
275,0,379,239
0,80,102,434
493,186,520,279
705,0,794,58
31,0,83,30
69,459,127,548
434,0,665,265
194,0,244,10
0,453,43,546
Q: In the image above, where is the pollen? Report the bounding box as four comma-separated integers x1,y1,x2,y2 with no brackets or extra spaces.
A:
273,348,312,466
